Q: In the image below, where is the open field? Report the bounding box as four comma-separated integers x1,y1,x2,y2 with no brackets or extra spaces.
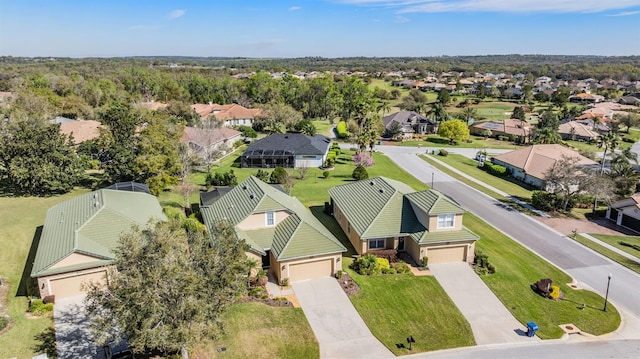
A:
466,214,621,338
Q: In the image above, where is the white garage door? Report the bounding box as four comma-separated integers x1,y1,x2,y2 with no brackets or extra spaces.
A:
49,271,106,299
427,246,466,264
288,259,333,282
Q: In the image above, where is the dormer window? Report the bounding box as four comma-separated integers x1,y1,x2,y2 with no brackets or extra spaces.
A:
437,214,454,229
266,211,275,226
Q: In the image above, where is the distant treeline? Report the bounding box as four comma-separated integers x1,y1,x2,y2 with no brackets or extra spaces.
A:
1,55,639,81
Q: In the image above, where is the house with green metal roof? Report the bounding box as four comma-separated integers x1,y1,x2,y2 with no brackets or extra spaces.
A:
31,189,165,299
200,176,346,284
329,177,478,265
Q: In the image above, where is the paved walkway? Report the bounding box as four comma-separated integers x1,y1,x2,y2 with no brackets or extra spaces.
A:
579,233,640,264
292,277,394,359
428,263,537,345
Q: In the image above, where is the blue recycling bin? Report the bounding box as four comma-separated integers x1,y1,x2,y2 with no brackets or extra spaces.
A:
526,322,538,337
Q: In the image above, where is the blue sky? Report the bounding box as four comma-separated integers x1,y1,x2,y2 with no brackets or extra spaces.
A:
1,0,639,57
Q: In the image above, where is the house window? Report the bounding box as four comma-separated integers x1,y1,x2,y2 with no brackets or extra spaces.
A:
266,211,275,226
437,214,455,228
369,239,385,249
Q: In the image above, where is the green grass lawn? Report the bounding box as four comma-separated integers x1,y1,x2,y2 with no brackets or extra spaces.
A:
344,258,475,354
394,135,519,150
200,302,319,359
0,189,90,358
465,214,621,338
424,154,534,201
311,120,334,137
572,235,640,275
589,234,640,258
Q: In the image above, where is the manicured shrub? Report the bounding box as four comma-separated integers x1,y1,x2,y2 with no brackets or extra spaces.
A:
438,149,449,157
376,257,390,272
270,166,288,184
473,248,495,275
335,270,343,279
483,162,508,176
336,121,349,139
391,261,411,274
324,158,335,168
323,170,331,179
255,169,271,182
236,125,257,138
498,135,510,141
0,316,8,331
350,254,381,275
531,191,574,211
352,165,369,180
28,299,53,316
549,285,562,301
206,169,238,187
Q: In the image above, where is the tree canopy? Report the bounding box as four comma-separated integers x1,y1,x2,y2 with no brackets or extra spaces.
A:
85,219,250,359
438,119,470,144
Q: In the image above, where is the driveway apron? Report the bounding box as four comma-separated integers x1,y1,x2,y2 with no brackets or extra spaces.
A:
429,263,536,345
292,277,394,359
54,295,96,359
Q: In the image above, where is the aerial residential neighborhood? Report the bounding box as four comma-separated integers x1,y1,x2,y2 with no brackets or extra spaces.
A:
1,1,640,359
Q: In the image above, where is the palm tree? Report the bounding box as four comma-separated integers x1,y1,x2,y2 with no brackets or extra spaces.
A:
596,132,621,174
427,102,449,125
377,101,391,116
459,107,478,126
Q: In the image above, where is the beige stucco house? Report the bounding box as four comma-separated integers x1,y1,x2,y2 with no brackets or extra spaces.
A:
329,177,478,265
31,189,165,299
200,176,346,283
607,194,640,233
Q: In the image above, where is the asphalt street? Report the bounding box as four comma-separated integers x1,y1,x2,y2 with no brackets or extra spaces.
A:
378,145,640,318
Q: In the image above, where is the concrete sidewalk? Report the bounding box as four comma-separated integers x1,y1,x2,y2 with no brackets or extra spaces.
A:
579,233,640,263
292,277,394,359
429,263,537,345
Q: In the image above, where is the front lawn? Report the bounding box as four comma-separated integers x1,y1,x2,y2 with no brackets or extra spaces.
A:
395,135,518,149
465,213,621,338
344,258,475,355
423,154,534,201
0,189,89,358
590,234,640,259
572,235,640,275
199,302,319,359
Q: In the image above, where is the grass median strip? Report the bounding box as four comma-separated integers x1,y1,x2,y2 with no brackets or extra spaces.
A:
465,213,621,338
572,235,640,275
589,234,640,259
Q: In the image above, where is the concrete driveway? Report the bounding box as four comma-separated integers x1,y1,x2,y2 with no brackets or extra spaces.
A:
292,277,394,359
54,295,96,359
429,263,535,345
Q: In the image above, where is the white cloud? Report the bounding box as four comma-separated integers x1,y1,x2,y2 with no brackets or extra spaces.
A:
606,10,640,16
395,15,410,22
168,9,186,19
337,0,640,14
289,6,302,11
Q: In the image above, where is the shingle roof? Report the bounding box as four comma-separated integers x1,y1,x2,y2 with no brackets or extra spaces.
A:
242,133,331,157
181,126,242,148
492,144,598,181
31,190,166,277
329,177,473,243
382,111,433,129
201,176,345,260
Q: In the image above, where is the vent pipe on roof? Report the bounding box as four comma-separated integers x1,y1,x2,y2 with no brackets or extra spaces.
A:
370,180,375,186
250,193,256,200
379,188,385,193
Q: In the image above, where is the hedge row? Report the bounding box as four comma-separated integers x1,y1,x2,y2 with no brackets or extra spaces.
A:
336,121,349,139
483,161,508,176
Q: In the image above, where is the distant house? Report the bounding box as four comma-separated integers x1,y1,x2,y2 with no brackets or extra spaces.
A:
329,177,479,265
50,117,104,144
469,119,531,142
200,176,346,283
31,189,165,299
382,110,436,139
491,144,598,190
558,121,599,142
192,103,262,127
606,194,640,233
181,126,242,159
569,93,605,104
241,133,331,168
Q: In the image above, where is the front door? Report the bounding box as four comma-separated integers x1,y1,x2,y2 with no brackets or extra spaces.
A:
262,250,271,268
398,238,405,251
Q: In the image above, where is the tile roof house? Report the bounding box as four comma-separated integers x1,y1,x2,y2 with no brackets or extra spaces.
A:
201,176,346,283
382,110,436,139
31,189,166,299
181,126,242,159
558,121,599,142
329,177,478,265
241,133,331,168
606,194,640,233
469,119,531,142
491,144,598,190
192,103,262,127
50,117,104,144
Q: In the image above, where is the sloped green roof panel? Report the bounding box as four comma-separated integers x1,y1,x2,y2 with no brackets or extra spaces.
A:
271,214,302,258
32,189,165,277
243,227,277,251
405,190,465,215
411,227,479,244
277,221,347,260
236,230,267,256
